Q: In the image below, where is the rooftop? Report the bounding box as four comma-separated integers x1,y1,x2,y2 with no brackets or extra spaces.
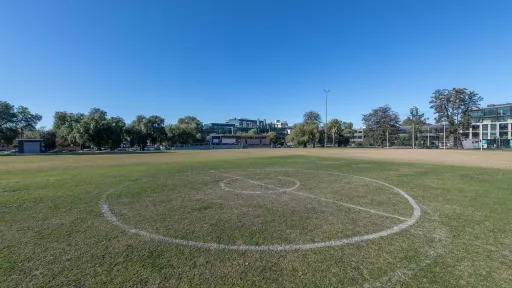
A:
486,103,512,108
16,139,43,141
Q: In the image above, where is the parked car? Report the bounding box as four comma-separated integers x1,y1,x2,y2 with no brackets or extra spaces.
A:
116,148,126,151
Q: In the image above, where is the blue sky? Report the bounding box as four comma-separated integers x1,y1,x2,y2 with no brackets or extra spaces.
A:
1,0,511,128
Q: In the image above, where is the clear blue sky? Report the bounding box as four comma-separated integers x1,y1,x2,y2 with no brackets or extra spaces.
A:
1,0,511,128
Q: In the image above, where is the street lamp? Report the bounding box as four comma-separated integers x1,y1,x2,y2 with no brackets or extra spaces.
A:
324,89,330,148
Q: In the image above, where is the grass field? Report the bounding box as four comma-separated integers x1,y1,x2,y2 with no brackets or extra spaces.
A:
1,149,511,287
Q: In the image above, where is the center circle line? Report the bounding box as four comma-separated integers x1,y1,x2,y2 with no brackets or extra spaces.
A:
100,169,421,251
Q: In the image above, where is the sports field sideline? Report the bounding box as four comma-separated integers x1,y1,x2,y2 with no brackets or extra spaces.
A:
1,149,511,287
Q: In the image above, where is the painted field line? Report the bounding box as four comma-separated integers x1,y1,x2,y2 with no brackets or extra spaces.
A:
212,170,409,221
211,171,298,191
101,170,421,251
288,191,409,221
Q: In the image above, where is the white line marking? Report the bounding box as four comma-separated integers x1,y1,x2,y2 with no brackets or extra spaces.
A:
213,170,407,221
212,171,300,193
100,169,421,251
288,191,409,221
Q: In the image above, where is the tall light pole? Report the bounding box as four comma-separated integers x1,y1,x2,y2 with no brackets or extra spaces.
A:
324,89,330,148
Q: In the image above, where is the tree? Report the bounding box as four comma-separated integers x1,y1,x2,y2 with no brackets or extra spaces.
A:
289,120,320,148
268,131,278,145
303,110,322,125
0,101,42,145
175,116,203,144
361,105,401,147
40,129,57,151
53,112,86,148
144,115,166,145
77,108,109,149
177,116,202,134
429,88,483,149
339,121,355,147
126,115,166,150
105,116,126,149
247,128,258,135
402,106,429,147
126,116,146,150
327,119,342,146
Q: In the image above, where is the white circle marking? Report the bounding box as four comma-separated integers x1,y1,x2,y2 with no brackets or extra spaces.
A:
100,169,421,251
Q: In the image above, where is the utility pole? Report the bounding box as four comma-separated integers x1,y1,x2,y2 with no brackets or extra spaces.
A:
324,89,330,148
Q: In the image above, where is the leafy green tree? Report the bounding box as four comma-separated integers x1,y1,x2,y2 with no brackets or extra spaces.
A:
247,128,258,135
165,116,204,146
77,108,109,149
53,111,86,148
285,134,293,145
176,116,203,144
177,116,202,135
327,119,342,146
429,88,483,148
126,116,146,150
22,129,41,139
338,121,355,147
126,115,166,150
0,101,42,145
144,115,166,145
361,105,401,147
105,116,126,149
268,131,278,145
303,110,322,125
40,129,57,151
402,106,429,147
289,120,320,148
164,124,178,146
396,134,412,147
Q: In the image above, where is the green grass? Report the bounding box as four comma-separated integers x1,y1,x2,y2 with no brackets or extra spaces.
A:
1,152,511,287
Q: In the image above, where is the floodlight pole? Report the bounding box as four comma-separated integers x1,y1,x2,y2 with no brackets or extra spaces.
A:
324,89,330,148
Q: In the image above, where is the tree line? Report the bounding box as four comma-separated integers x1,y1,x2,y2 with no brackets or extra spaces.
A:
53,109,205,150
286,111,355,148
0,87,483,150
0,102,205,150
360,88,482,148
284,87,482,148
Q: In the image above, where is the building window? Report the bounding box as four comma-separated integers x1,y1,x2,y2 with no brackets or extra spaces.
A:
490,124,497,138
482,124,488,138
499,123,509,131
484,108,497,116
497,107,510,116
